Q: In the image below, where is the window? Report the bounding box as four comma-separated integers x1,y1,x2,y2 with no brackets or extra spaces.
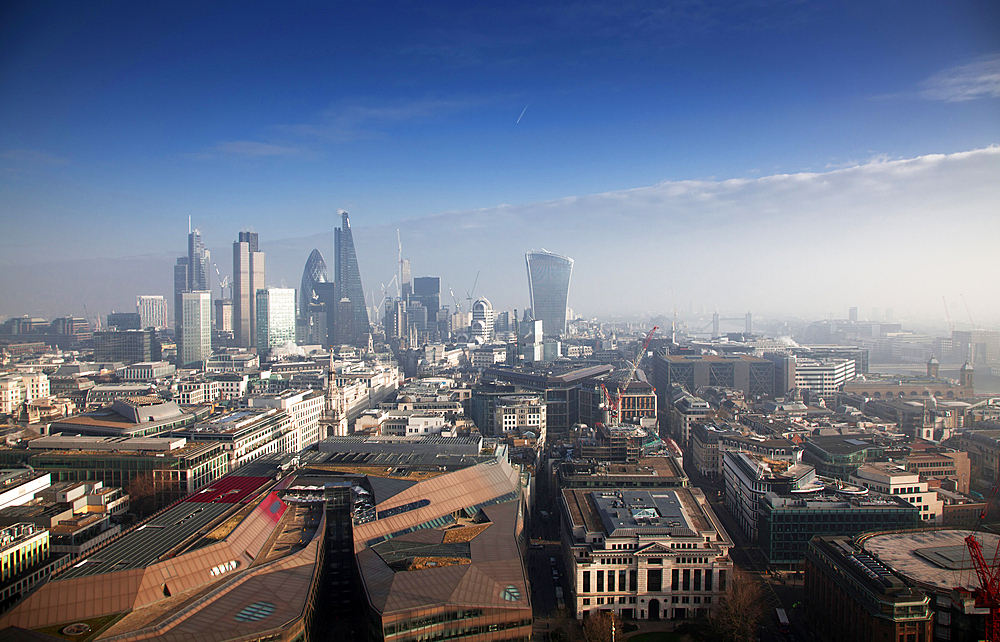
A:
719,570,727,591
671,569,679,591
597,572,604,592
705,570,713,591
583,571,590,593
629,570,638,591
683,569,691,591
608,570,615,592
694,569,702,591
648,569,662,592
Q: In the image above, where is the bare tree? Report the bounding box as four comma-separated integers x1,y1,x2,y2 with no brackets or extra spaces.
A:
126,473,158,518
710,568,767,642
583,610,619,642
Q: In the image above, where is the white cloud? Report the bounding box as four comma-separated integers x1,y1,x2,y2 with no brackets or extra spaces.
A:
209,140,304,157
1,149,68,165
351,147,1000,323
918,55,1000,102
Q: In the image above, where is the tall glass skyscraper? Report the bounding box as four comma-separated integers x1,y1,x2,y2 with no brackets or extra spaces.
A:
256,288,296,355
180,291,212,367
233,231,265,348
334,211,369,345
525,250,574,340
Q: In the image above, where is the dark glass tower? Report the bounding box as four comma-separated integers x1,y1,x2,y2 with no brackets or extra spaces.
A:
525,250,573,341
334,211,369,345
300,249,330,318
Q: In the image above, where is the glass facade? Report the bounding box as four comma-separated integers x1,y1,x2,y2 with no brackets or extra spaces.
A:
525,250,573,341
256,288,296,353
299,248,329,320
334,211,370,344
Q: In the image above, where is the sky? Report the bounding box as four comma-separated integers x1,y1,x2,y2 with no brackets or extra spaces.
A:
1,1,998,326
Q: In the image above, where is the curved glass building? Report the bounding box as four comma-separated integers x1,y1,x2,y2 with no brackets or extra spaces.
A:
525,250,573,340
300,248,330,317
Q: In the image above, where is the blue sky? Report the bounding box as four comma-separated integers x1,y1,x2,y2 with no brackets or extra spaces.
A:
1,1,998,323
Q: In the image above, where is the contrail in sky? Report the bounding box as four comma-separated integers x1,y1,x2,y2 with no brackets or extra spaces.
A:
516,104,529,124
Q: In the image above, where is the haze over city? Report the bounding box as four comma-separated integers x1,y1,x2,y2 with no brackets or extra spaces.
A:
2,1,998,324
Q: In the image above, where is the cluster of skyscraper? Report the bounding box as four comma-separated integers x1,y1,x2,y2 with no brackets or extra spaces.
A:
169,211,576,366
173,211,369,367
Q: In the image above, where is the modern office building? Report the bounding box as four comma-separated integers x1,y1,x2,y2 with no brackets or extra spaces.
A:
794,358,856,400
411,276,441,320
93,329,160,365
352,450,532,642
256,287,296,356
471,297,494,343
0,462,324,641
652,354,775,401
805,535,933,642
247,389,326,449
187,227,210,293
758,491,920,566
106,311,141,330
136,294,167,330
525,249,573,340
859,529,996,642
174,227,211,359
233,230,266,348
334,211,369,345
181,291,212,367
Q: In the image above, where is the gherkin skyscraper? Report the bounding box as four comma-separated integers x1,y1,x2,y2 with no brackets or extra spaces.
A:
300,249,330,317
334,211,369,345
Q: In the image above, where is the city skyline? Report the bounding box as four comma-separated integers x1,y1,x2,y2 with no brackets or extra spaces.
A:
1,2,998,324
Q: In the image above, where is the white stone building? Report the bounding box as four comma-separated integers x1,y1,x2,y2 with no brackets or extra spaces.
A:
562,488,734,621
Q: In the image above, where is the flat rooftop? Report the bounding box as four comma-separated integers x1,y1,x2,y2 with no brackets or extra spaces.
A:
862,529,1000,592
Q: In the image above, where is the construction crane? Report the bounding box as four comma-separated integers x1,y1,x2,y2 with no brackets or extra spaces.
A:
448,284,462,313
213,263,232,300
466,270,480,310
966,475,1000,642
602,326,658,424
962,294,977,329
943,296,954,334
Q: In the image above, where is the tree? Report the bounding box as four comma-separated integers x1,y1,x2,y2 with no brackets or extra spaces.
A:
126,473,158,519
710,568,767,642
582,610,619,642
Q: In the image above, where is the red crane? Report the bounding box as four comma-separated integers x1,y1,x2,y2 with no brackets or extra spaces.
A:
602,327,657,425
966,476,1000,642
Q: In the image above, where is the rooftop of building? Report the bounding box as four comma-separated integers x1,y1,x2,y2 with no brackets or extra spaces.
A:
805,434,880,454
810,536,921,598
559,455,685,481
659,353,769,363
763,489,913,510
28,434,188,452
562,487,714,538
861,529,1000,593
350,456,529,618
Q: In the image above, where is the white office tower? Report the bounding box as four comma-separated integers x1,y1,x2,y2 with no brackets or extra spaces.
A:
471,297,494,344
136,295,167,330
181,291,212,367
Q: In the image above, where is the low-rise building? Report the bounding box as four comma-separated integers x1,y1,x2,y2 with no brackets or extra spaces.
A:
723,450,821,541
248,389,326,449
758,491,920,567
850,462,944,524
118,360,175,381
562,488,734,621
175,407,297,469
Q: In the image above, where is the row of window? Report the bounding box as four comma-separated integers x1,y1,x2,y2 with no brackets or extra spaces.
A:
582,568,724,593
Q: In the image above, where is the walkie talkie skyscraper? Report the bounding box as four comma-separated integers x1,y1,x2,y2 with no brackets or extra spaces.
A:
525,249,573,341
